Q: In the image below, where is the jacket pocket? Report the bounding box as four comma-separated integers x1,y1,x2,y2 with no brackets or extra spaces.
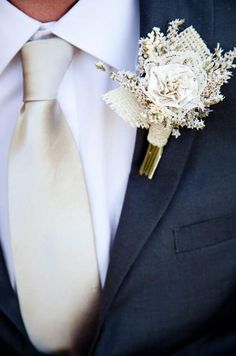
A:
173,213,236,253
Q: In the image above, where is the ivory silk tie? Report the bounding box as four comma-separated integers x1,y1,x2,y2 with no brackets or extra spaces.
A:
8,38,100,353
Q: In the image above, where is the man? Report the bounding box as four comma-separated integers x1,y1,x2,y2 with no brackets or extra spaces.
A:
0,0,236,355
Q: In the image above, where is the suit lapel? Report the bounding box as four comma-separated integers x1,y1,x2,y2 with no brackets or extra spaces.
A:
100,128,196,313
93,0,215,341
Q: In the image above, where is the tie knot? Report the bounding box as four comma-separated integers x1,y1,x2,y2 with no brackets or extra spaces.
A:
21,38,74,102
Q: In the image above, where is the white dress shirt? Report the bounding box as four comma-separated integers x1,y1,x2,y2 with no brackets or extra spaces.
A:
0,0,139,288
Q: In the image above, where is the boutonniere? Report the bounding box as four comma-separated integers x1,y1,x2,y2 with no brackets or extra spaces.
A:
96,19,236,179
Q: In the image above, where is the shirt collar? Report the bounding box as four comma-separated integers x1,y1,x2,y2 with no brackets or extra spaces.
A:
0,0,41,74
0,0,139,75
51,0,140,70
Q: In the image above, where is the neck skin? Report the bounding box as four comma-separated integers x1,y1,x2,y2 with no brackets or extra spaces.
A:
9,0,78,22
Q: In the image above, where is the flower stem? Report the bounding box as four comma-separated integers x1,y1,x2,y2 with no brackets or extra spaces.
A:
139,144,164,179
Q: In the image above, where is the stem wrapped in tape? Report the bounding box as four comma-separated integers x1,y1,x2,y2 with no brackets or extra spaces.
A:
139,123,171,179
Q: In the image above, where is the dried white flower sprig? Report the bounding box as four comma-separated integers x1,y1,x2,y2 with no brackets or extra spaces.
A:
97,19,236,179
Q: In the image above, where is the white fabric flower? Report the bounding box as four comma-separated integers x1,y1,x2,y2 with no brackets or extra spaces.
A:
143,63,202,111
